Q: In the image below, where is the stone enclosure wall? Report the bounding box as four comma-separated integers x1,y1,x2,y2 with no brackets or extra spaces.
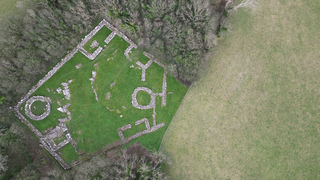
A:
12,19,166,170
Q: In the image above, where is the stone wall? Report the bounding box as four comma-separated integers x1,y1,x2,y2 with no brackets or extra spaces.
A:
12,18,161,170
11,106,70,169
104,123,165,152
25,96,51,121
78,19,138,61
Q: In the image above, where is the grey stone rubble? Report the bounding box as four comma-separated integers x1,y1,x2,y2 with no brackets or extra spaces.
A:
14,104,71,170
143,52,154,59
78,19,137,61
104,31,116,44
44,123,77,152
94,63,99,68
12,19,82,168
12,19,155,169
45,123,64,140
106,106,114,111
160,73,167,106
90,40,99,48
58,115,70,124
75,64,82,69
132,72,167,108
124,44,137,59
110,81,116,88
152,113,157,127
66,133,72,141
138,52,167,106
60,122,68,132
61,80,73,100
57,103,70,113
47,88,50,92
25,96,51,121
57,100,62,106
89,71,99,101
136,60,153,81
100,19,138,58
117,124,132,140
106,92,111,100
16,34,79,109
81,46,103,60
39,137,70,169
132,87,156,110
52,139,69,151
44,127,53,135
122,106,126,109
70,139,78,153
57,103,71,122
56,87,62,94
143,52,166,69
109,122,165,151
77,20,105,60
135,118,150,130
119,50,168,146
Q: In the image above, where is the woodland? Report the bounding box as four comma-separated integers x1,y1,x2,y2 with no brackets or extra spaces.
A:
0,0,230,179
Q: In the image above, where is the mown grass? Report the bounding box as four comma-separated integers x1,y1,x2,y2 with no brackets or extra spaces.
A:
31,101,46,116
19,26,188,164
161,0,320,179
136,91,151,106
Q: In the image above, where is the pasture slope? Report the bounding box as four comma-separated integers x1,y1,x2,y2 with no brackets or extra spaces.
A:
0,0,19,17
161,0,320,179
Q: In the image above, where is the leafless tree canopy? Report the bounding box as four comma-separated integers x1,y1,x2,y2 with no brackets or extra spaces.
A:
35,144,170,179
104,0,223,85
0,154,8,175
230,0,260,12
0,0,229,178
0,0,226,106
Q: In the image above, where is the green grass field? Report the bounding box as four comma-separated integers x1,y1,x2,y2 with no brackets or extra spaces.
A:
19,26,188,164
0,0,19,17
83,26,112,53
31,101,47,116
161,0,320,179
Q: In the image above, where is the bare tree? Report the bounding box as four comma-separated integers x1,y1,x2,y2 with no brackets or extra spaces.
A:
12,165,39,180
98,149,170,180
205,33,218,49
232,0,260,12
0,154,8,175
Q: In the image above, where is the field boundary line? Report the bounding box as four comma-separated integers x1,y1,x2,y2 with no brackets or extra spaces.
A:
159,84,193,151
